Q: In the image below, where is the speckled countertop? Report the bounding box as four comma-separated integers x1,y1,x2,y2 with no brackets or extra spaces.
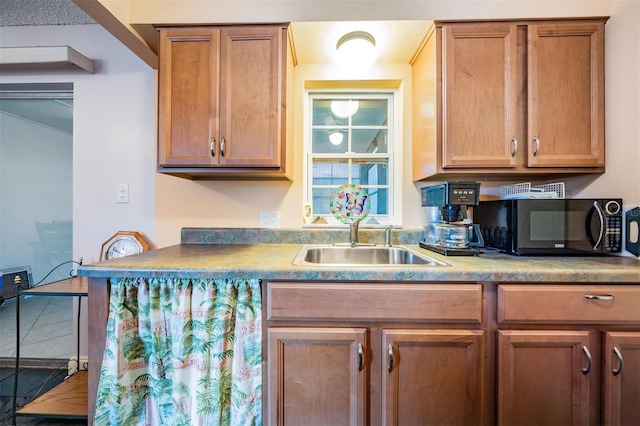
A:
76,228,640,283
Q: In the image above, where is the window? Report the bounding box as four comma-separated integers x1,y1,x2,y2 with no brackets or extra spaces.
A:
305,92,399,226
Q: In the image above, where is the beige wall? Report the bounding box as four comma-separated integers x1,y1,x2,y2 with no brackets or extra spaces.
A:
155,63,417,246
153,0,639,251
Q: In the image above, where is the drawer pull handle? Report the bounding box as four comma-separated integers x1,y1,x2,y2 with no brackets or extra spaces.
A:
358,343,364,372
387,344,394,373
582,346,592,375
612,346,624,376
584,294,614,301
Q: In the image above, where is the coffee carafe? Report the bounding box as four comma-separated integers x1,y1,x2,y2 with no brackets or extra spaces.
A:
420,181,484,256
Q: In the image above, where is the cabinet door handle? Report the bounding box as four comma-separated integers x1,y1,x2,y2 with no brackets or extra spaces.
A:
358,343,364,372
210,137,216,157
532,136,540,157
220,138,226,157
582,345,592,375
511,137,518,157
612,346,624,376
584,294,614,301
387,344,394,373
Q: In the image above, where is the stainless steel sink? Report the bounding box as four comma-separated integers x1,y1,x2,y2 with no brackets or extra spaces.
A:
291,244,449,267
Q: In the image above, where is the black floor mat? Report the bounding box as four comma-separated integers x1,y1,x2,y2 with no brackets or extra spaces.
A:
0,365,72,425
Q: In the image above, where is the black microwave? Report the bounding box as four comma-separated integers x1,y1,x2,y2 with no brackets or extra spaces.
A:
473,199,623,255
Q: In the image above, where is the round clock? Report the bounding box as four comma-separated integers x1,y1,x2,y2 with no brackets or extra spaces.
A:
100,231,150,261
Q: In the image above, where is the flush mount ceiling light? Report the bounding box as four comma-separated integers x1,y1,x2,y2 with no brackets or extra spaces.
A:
335,31,376,73
329,130,344,145
330,100,359,118
323,115,344,145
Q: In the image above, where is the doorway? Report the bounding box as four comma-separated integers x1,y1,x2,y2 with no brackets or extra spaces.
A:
0,83,73,285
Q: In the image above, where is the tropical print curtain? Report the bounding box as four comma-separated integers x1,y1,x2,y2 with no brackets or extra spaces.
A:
94,277,262,426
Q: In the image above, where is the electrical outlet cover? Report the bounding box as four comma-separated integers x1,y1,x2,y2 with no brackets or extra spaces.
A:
260,211,279,228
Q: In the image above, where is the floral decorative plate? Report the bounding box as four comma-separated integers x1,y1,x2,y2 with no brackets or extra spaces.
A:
329,184,371,224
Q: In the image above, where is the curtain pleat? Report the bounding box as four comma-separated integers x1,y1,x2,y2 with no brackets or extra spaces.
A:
94,277,262,426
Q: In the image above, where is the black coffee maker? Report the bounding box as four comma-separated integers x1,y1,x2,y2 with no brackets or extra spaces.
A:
420,181,484,256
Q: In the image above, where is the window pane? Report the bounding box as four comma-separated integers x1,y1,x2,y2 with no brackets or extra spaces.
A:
352,99,388,126
312,129,347,153
367,188,389,215
351,159,388,186
311,99,332,125
312,187,337,215
352,129,388,153
312,159,348,185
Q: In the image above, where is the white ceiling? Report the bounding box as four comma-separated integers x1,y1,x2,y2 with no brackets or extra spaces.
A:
291,20,432,65
1,1,431,66
0,0,95,26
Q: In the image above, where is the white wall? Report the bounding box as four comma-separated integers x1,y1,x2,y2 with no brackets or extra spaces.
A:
0,24,156,359
0,24,157,263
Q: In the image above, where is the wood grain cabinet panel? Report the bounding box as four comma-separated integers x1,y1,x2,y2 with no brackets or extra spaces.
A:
527,22,605,168
157,25,292,179
441,23,519,169
382,329,485,425
603,332,640,426
497,284,640,324
497,330,597,426
412,18,607,181
267,327,368,426
267,282,483,323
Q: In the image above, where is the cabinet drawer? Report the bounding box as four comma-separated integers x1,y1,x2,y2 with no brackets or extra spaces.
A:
267,282,483,323
498,284,640,324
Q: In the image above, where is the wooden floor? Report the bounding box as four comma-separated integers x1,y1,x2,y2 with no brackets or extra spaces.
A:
15,371,87,419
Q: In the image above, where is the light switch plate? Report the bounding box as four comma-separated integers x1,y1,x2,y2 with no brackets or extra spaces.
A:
117,183,129,203
260,211,279,228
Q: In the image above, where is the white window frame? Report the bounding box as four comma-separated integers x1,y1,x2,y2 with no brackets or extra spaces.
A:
303,90,402,228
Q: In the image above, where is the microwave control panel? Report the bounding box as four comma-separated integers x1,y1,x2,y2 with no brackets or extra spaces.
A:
604,200,622,251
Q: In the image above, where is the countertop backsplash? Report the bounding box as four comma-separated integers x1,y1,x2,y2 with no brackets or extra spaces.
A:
181,227,424,246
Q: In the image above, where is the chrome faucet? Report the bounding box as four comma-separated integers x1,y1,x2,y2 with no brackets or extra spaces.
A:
349,219,361,246
384,225,394,246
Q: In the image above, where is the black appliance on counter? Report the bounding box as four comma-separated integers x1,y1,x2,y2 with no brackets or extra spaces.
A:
474,198,623,255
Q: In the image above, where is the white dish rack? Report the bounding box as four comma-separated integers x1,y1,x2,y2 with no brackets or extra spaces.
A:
500,182,565,200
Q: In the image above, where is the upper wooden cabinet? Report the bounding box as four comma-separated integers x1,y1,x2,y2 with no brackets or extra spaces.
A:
157,25,293,179
412,18,607,181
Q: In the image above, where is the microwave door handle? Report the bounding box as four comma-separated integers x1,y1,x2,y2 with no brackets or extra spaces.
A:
592,201,605,250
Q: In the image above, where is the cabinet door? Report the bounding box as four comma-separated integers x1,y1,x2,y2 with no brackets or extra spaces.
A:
527,22,605,167
498,330,597,426
441,23,519,168
219,26,283,167
267,327,367,426
603,332,640,426
158,28,219,166
382,329,486,426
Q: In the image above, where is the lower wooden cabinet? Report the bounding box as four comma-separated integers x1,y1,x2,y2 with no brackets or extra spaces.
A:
265,281,639,426
265,281,487,426
267,326,485,426
497,284,640,426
